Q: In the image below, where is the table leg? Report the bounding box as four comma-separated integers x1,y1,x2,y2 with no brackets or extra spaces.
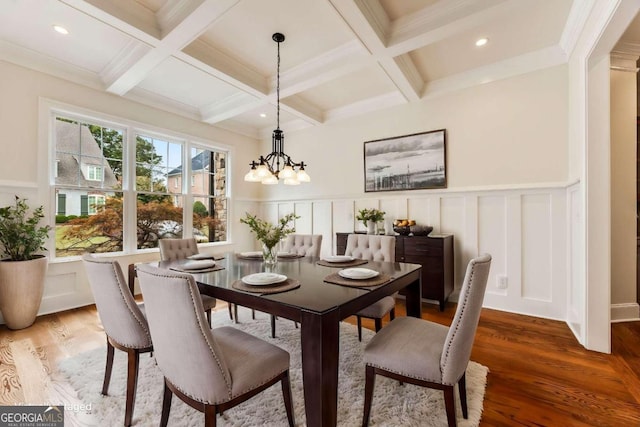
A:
404,275,422,318
300,308,340,427
127,263,136,295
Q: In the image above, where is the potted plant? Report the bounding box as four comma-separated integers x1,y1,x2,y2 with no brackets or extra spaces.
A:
240,212,299,265
0,196,52,329
356,208,385,234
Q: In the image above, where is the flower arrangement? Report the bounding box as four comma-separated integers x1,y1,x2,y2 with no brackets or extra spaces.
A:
240,212,300,250
355,208,385,226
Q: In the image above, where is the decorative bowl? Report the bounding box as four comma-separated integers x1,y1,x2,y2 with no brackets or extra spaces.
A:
410,225,433,236
393,225,411,236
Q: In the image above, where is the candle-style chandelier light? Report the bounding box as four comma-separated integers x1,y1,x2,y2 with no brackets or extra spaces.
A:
244,32,310,185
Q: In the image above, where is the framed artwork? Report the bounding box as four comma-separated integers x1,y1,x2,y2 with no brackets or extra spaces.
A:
364,129,447,192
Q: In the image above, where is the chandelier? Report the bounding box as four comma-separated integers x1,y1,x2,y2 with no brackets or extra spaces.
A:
244,33,310,185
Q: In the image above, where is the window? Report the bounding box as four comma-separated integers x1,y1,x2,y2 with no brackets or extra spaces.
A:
53,117,124,257
135,134,184,249
87,194,105,215
87,165,103,181
50,110,229,258
191,147,227,242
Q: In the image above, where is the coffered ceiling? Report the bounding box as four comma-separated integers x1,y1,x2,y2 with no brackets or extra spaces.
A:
0,0,637,139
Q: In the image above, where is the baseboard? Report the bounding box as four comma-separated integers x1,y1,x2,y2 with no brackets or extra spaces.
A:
611,303,640,323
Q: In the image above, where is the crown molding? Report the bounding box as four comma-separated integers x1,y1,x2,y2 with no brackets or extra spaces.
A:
201,93,263,124
100,40,152,89
610,51,639,72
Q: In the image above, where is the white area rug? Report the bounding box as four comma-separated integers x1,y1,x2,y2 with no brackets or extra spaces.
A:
56,308,488,426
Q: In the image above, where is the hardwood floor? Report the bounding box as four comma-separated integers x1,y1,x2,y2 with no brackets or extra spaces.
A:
1,301,639,426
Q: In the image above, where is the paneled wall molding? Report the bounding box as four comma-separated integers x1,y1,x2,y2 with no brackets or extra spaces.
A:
261,184,573,321
260,180,579,204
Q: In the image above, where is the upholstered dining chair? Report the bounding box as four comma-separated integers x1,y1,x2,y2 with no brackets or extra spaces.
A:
361,254,492,427
344,234,397,341
158,238,222,325
136,264,295,427
268,234,323,338
282,234,323,257
82,254,153,427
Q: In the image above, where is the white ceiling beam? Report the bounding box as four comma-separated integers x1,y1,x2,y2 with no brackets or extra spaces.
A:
330,0,421,101
101,0,239,95
378,55,422,102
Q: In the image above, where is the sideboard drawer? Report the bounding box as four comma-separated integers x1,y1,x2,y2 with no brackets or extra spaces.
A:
404,240,443,257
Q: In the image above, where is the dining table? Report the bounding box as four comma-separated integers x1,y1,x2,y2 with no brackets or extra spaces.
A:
141,252,422,427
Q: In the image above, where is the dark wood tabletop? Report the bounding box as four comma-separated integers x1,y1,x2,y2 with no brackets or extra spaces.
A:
146,253,423,427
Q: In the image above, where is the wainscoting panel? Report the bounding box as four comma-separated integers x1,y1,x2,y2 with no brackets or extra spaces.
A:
312,201,333,258
440,196,467,289
478,195,508,297
521,193,553,302
293,202,313,234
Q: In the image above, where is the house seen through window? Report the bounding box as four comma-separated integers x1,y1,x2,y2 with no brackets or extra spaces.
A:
52,114,228,258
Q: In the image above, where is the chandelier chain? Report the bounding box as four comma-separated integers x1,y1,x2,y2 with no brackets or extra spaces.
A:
276,36,281,131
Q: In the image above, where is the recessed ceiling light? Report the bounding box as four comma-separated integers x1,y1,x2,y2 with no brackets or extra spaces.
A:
475,38,488,47
259,113,267,118
53,25,69,35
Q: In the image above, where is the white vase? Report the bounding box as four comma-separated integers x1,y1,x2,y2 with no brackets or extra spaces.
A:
367,222,376,235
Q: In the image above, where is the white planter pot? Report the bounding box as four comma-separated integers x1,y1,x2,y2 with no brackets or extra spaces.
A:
0,256,48,330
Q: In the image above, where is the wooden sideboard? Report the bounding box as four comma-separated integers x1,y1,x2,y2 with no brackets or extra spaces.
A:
336,232,454,311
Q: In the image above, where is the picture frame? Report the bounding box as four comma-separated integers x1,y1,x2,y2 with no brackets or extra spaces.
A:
364,129,447,192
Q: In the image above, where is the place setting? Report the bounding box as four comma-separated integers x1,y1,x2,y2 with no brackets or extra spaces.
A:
232,272,300,294
186,253,225,261
316,255,369,268
323,267,392,288
169,259,225,274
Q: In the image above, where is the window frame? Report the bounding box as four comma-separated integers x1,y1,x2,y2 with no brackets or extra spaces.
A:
45,102,232,261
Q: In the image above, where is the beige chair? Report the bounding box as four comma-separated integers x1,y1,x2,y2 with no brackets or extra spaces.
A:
344,234,397,341
158,238,222,325
268,234,323,338
282,234,322,257
136,264,295,427
82,254,153,427
362,254,492,427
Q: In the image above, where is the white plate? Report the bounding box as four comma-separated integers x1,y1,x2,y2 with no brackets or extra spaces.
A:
187,253,215,260
338,268,379,280
240,251,263,258
322,255,354,263
181,260,216,270
241,273,288,286
277,252,298,258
